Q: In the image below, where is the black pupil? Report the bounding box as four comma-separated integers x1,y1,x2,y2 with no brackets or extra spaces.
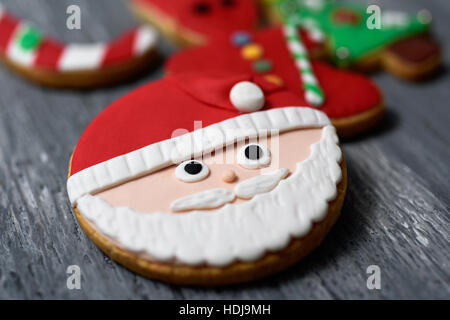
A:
194,2,211,14
245,145,262,160
222,0,235,7
184,161,203,175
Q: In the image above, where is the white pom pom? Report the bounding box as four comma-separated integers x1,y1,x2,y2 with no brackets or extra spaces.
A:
229,81,265,113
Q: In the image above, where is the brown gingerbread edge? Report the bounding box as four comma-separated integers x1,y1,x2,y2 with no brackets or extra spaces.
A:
68,150,347,286
332,101,385,139
344,35,441,81
382,52,441,81
381,37,442,81
0,47,160,89
350,37,441,82
259,0,282,24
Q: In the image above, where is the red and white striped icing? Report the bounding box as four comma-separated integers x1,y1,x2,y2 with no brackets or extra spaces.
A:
0,5,158,71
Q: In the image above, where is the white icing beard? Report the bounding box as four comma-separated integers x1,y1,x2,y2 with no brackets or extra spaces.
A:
76,126,342,267
170,168,290,212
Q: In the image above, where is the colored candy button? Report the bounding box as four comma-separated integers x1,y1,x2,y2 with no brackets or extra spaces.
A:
241,43,264,60
336,47,350,60
253,59,273,73
264,74,284,86
332,9,360,25
231,31,252,47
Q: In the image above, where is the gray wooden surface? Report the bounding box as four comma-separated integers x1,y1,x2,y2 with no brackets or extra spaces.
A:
0,0,448,300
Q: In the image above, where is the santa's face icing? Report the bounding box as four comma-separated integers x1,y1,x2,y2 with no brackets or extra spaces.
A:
68,76,343,267
97,128,323,213
74,124,342,267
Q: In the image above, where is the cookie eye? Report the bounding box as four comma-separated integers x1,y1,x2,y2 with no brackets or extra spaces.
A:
176,160,210,182
237,144,271,169
193,1,212,15
222,0,236,7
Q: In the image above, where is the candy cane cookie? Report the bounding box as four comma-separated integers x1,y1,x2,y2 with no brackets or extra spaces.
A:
0,4,159,89
283,18,324,106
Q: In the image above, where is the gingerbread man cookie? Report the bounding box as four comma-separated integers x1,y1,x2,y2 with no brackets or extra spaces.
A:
67,73,347,285
265,0,441,81
129,0,261,46
0,4,159,89
166,26,384,138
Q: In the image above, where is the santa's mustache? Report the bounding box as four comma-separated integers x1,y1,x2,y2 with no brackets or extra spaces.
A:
170,168,290,212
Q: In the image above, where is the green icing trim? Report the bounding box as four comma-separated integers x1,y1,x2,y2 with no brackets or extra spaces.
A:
284,19,325,107
276,0,431,64
17,26,42,51
253,59,273,73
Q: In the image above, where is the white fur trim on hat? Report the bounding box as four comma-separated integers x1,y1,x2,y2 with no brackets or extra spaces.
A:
67,107,331,205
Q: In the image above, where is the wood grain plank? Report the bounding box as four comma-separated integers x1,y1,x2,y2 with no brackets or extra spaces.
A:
0,0,448,299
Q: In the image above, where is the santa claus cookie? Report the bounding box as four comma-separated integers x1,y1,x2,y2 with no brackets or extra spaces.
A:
265,0,441,81
67,73,347,285
0,4,158,89
166,26,384,138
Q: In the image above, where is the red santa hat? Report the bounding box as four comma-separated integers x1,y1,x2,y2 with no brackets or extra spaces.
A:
67,73,331,204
